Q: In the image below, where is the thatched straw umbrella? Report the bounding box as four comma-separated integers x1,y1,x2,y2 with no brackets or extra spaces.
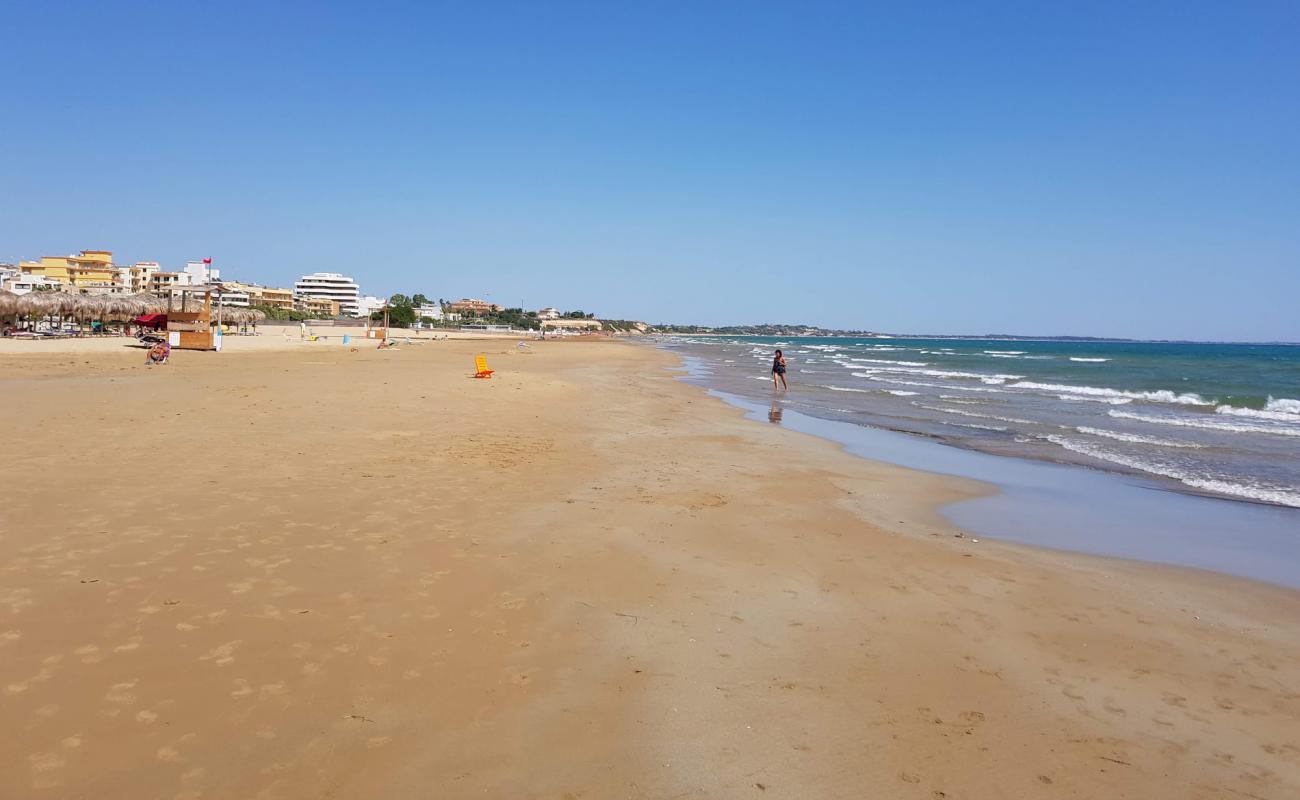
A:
18,291,77,324
130,293,167,314
0,290,19,330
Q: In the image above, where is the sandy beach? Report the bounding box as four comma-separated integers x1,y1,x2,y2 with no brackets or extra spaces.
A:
1,336,1297,799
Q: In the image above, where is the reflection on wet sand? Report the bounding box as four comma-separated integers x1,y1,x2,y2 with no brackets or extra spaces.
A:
768,398,783,424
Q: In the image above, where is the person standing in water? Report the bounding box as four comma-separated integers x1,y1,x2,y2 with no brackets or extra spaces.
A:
771,348,788,390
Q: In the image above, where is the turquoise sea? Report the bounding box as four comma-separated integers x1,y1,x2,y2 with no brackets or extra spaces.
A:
660,336,1300,508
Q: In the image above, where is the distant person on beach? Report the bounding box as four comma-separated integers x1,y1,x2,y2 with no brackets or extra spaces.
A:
771,349,788,390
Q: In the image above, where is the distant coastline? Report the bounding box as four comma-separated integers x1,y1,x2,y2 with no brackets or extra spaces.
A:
650,325,1299,347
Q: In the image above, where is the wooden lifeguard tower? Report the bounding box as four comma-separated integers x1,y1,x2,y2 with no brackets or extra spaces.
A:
165,286,233,351
365,303,389,341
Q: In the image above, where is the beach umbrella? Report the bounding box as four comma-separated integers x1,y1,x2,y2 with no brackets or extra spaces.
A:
0,290,18,317
132,293,167,314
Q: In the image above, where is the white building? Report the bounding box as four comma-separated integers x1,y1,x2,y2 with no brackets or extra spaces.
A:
415,304,443,321
296,272,361,316
117,262,159,294
213,288,251,308
3,271,62,294
184,260,221,285
355,294,386,318
536,307,561,320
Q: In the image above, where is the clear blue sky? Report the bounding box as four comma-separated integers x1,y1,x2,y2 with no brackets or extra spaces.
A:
2,1,1297,340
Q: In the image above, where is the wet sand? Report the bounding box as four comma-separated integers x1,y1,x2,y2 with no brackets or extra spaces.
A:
1,338,1297,798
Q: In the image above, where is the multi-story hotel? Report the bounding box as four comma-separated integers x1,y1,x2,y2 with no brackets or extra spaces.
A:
295,272,360,316
295,296,342,317
19,250,121,293
148,271,194,294
448,298,503,315
119,262,159,293
253,285,296,311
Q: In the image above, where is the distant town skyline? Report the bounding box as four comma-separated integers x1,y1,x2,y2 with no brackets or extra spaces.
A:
2,2,1297,341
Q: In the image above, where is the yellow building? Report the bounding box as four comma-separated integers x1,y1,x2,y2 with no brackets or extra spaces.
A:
258,286,295,310
297,297,341,317
20,250,119,292
224,282,295,311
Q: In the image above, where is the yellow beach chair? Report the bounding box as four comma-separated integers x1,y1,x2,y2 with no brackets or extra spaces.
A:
473,354,494,379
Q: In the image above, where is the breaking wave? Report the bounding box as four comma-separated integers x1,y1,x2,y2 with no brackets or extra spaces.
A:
1045,435,1300,507
1108,410,1300,437
1075,426,1203,448
1010,381,1210,406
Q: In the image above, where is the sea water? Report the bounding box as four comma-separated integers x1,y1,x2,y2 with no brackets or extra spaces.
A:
658,338,1300,587
659,336,1300,509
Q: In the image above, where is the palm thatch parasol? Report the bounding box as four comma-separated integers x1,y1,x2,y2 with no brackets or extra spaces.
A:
129,293,168,314
0,290,19,317
17,291,77,318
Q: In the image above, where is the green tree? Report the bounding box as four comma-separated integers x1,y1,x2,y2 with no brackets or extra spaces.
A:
412,293,430,306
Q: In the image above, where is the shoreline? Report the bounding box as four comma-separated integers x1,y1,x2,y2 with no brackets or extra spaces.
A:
2,338,1297,798
700,384,1300,590
651,337,1300,512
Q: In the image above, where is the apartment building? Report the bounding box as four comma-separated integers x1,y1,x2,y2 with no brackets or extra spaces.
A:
119,262,159,293
448,298,503,314
295,272,360,316
19,250,120,293
295,296,341,317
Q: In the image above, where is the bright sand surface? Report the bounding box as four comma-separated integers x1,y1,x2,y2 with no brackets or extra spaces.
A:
1,337,1298,799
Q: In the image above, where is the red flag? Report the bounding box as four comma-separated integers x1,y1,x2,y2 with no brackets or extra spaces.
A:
203,257,212,264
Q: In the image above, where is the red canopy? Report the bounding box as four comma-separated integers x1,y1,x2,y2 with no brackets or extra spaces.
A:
133,313,168,329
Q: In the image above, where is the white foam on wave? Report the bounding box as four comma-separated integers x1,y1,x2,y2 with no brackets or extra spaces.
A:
984,350,1025,355
945,421,1008,432
915,403,1037,425
1011,381,1210,406
865,376,1007,393
1044,435,1300,507
1215,397,1300,422
823,385,871,393
1076,426,1203,448
1108,409,1300,437
986,353,1022,359
1269,397,1300,414
836,363,1022,382
1069,357,1110,362
1057,394,1133,405
849,358,929,366
885,390,919,396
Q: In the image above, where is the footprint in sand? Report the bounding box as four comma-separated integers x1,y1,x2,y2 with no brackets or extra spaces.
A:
105,681,139,705
199,641,241,667
29,752,65,789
